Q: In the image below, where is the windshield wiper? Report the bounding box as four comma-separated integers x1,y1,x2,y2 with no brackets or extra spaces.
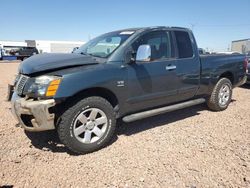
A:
87,53,105,58
79,52,105,58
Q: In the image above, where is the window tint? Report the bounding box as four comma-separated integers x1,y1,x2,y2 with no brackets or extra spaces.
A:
132,31,172,61
174,31,193,58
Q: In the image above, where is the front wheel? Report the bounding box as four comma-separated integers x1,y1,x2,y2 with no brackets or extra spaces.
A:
57,96,116,154
207,78,233,111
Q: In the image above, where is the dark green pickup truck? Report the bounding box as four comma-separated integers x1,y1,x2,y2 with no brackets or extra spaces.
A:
9,26,247,154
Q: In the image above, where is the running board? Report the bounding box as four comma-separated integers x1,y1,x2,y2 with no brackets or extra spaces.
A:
122,98,206,123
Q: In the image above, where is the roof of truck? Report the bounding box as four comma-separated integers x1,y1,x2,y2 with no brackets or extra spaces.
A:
113,26,189,33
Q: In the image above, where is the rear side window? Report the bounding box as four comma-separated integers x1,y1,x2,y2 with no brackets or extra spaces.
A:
174,31,193,58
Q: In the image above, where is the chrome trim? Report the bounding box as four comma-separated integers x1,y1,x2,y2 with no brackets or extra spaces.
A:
166,65,176,70
136,44,151,62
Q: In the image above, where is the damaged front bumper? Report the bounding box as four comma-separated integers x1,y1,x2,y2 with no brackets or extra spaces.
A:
11,92,56,132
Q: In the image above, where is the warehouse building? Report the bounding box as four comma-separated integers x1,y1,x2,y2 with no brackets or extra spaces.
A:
231,38,250,54
25,40,85,53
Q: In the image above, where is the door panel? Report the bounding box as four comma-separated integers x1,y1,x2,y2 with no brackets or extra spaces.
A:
127,59,179,112
175,57,200,100
125,30,180,112
173,31,200,100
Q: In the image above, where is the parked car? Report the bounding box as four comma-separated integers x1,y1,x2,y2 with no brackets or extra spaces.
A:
9,26,247,154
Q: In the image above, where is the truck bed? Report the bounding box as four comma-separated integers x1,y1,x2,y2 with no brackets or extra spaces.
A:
199,53,246,93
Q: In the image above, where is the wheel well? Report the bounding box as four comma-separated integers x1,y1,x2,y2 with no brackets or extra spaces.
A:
65,87,119,108
219,72,234,84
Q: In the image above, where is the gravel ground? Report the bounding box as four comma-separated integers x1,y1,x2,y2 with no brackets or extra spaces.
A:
0,62,249,188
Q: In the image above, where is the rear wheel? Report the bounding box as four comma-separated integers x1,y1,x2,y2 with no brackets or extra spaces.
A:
57,96,116,154
207,78,232,111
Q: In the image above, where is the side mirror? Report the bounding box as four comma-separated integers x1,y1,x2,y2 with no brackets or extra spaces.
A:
136,45,151,62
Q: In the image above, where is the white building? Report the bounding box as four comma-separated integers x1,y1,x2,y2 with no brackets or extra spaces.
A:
231,38,250,54
0,40,27,48
25,40,85,53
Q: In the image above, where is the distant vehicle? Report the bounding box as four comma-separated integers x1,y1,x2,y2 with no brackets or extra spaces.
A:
9,47,39,61
0,48,2,60
198,48,210,55
198,48,206,55
0,46,6,60
9,26,247,154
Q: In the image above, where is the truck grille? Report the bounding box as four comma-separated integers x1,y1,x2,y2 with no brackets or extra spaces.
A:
16,75,29,96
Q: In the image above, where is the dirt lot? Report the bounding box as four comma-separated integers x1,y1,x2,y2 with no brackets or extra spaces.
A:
0,62,249,188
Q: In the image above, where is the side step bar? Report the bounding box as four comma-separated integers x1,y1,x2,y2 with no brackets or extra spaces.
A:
122,98,206,123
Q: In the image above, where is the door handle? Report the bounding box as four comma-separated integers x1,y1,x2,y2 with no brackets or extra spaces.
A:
166,65,176,71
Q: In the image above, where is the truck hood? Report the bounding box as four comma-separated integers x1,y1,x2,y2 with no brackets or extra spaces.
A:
19,53,100,75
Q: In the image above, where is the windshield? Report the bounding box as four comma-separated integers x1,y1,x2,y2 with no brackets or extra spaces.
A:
74,31,135,58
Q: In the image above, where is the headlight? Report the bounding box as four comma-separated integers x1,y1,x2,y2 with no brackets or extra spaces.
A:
23,75,62,99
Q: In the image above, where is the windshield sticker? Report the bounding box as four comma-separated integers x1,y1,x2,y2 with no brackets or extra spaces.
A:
120,31,135,35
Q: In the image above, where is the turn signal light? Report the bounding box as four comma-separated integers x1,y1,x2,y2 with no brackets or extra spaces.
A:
46,79,61,97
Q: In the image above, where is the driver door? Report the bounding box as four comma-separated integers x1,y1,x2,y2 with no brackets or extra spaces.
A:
126,30,179,112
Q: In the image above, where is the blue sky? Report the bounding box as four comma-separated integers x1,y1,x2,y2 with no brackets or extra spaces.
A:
1,0,250,51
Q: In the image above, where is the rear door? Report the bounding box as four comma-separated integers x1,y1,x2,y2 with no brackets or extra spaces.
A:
173,30,200,100
126,30,179,112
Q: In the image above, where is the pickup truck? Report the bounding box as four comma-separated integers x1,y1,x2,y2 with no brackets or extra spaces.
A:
9,27,247,154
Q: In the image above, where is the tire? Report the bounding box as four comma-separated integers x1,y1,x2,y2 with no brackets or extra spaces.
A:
57,96,116,154
207,78,232,111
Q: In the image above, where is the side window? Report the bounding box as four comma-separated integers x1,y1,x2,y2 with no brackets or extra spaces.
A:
132,31,172,61
174,31,193,58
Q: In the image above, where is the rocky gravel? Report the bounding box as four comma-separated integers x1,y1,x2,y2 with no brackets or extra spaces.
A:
0,62,249,187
